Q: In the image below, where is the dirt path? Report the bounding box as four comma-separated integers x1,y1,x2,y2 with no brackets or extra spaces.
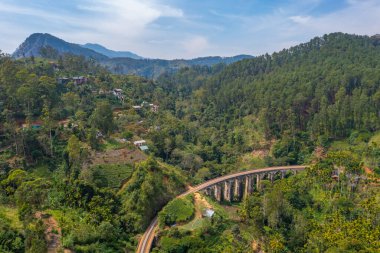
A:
35,212,62,253
193,193,212,218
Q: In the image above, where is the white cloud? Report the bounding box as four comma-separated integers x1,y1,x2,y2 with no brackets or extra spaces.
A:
289,15,311,24
237,0,380,56
1,0,380,58
0,0,185,57
182,36,210,58
77,0,183,36
298,0,380,36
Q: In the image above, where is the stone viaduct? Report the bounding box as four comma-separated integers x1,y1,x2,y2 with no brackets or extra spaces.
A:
137,165,307,253
203,168,294,202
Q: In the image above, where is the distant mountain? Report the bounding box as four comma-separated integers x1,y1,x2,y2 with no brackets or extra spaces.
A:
13,33,253,78
103,55,254,79
81,43,143,59
13,33,108,61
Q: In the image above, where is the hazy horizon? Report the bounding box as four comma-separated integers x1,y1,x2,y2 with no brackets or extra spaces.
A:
1,0,380,59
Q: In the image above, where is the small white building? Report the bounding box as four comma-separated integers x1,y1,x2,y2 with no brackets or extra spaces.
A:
72,76,88,85
203,209,215,218
151,104,159,113
132,105,142,110
133,140,146,147
112,89,124,102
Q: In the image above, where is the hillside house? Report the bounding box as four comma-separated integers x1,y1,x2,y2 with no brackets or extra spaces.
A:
22,120,42,130
58,76,88,85
151,104,159,113
112,88,125,102
133,140,146,147
141,101,150,108
57,77,70,85
203,209,215,218
58,119,70,128
139,145,149,152
72,76,88,85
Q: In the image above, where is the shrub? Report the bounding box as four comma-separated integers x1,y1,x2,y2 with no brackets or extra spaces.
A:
158,195,194,227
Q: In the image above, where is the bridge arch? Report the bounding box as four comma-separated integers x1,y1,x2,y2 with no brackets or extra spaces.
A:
137,165,307,253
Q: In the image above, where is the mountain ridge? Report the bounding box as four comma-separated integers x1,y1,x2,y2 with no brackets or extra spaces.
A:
12,33,253,78
81,43,143,59
13,33,108,61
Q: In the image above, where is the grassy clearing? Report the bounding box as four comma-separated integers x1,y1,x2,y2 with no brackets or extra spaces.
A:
101,138,128,151
369,131,380,145
46,208,83,230
222,204,241,221
88,163,133,188
0,205,22,230
329,140,351,151
180,216,206,231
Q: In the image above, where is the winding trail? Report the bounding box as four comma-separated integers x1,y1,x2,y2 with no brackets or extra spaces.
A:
136,165,307,253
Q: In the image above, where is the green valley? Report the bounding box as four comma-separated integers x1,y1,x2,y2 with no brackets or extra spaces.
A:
0,32,380,253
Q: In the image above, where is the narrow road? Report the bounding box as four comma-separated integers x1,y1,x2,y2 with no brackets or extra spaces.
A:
136,165,307,253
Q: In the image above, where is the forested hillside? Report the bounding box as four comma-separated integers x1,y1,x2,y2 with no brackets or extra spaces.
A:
0,32,380,253
0,51,188,252
149,33,380,253
201,33,380,137
157,33,380,165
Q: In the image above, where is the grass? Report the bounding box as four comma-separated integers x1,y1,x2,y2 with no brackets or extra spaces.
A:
222,204,241,221
369,131,380,145
329,139,367,154
159,195,195,227
180,217,206,231
100,138,128,151
329,140,351,151
46,208,84,230
89,163,133,188
0,205,22,230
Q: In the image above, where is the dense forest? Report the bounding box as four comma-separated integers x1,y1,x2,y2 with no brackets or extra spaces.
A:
0,33,380,252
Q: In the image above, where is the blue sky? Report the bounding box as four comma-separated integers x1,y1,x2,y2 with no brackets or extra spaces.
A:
0,0,379,59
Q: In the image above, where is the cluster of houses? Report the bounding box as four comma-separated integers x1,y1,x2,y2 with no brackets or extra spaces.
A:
112,89,125,102
57,76,88,85
19,118,80,130
132,101,159,113
98,88,125,102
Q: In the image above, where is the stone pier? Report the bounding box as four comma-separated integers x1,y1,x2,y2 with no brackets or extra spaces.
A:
233,178,241,201
281,170,286,179
269,173,274,183
214,184,222,202
204,187,212,196
256,174,260,190
223,181,232,202
244,176,253,197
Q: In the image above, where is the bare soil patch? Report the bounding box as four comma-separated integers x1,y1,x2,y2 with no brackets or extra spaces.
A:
194,193,212,218
251,149,269,159
35,212,62,253
87,147,146,167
